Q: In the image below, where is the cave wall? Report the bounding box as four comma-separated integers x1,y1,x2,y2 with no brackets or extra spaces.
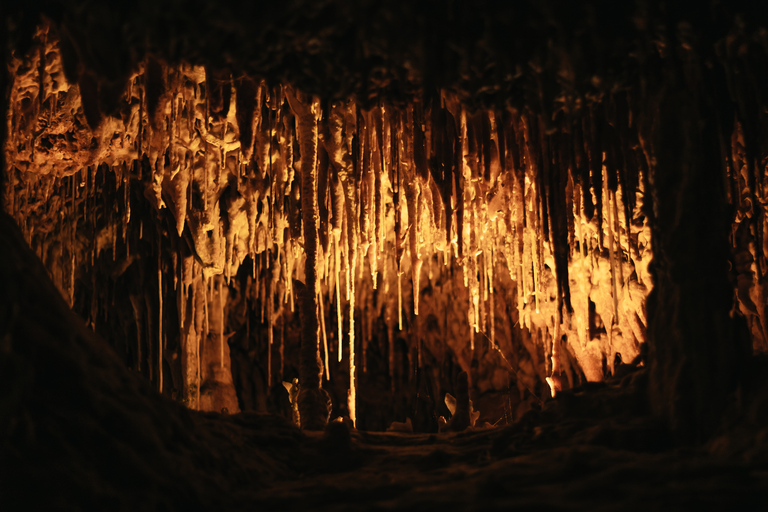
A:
3,24,656,427
3,1,768,434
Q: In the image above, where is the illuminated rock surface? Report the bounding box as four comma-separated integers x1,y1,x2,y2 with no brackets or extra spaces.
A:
5,24,654,422
3,1,768,509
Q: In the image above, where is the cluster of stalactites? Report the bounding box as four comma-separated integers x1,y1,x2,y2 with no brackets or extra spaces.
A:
5,27,654,409
730,119,768,353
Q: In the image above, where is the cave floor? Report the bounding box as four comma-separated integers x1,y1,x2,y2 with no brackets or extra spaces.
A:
199,375,768,511
255,429,766,511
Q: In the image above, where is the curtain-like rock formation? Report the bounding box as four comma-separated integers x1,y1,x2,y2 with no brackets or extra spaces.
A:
4,4,768,436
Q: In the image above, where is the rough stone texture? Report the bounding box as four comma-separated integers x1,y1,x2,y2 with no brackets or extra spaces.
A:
3,25,654,423
644,60,749,441
4,4,768,508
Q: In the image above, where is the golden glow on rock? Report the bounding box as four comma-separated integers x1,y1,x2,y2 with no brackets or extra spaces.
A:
4,24,655,417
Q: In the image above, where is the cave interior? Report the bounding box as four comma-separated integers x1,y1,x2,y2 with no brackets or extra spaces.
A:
3,0,768,509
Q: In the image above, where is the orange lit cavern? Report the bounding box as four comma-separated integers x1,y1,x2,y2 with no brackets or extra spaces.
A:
3,1,768,509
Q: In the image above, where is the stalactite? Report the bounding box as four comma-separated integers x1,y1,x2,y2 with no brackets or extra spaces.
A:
588,105,604,246
335,235,343,362
158,231,164,393
6,27,665,421
363,110,378,286
348,267,358,427
604,162,619,323
363,281,372,373
387,295,396,392
130,294,143,373
544,119,573,319
375,111,385,284
177,249,185,354
612,188,625,286
286,88,327,431
398,270,403,331
279,311,285,384
204,274,210,351
195,264,202,409
404,107,423,317
270,252,281,386
219,278,225,369
489,241,496,347
146,290,155,383
343,104,361,428
319,286,330,381
286,239,295,313
479,250,486,339
546,330,562,398
259,255,266,323
69,175,75,307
